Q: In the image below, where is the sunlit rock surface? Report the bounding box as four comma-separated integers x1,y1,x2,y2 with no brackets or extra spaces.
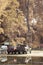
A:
0,0,43,48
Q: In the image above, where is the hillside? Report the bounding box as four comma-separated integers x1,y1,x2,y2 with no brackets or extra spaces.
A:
0,0,43,48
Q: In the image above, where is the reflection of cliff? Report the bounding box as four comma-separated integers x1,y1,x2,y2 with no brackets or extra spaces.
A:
0,0,43,48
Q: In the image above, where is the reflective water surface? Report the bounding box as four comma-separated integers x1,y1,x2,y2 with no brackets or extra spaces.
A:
0,57,43,65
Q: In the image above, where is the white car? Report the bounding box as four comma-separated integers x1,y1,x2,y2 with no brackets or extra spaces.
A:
1,45,7,54
1,45,7,50
25,45,31,54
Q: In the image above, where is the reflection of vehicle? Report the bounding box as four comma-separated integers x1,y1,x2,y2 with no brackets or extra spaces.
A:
0,57,7,63
13,57,31,64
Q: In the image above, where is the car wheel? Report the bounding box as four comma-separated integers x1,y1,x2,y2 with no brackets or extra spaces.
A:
8,52,10,54
18,52,20,54
16,52,18,54
24,51,27,54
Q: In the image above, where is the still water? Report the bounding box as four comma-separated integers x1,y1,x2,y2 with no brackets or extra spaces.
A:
0,57,43,65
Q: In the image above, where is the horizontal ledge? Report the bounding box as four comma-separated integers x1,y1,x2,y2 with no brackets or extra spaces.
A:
0,54,43,57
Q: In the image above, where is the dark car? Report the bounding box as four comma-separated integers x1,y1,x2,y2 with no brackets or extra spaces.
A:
16,44,27,54
7,45,16,54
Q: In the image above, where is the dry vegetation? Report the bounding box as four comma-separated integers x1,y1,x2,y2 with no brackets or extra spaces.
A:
0,0,43,48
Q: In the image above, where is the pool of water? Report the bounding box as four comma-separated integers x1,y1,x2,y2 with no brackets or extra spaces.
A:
0,57,43,65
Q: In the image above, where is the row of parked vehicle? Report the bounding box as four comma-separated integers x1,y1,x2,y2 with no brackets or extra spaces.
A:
0,42,31,54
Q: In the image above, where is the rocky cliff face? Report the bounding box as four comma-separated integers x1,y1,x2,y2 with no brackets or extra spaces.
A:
0,0,28,46
0,0,43,48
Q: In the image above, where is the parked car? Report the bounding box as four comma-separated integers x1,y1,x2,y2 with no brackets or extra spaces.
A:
1,45,7,54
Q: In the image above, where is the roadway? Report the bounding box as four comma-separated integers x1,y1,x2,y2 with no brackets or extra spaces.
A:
0,50,43,57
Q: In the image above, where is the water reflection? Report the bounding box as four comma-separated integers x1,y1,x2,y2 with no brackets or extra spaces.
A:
0,56,31,64
0,57,43,65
